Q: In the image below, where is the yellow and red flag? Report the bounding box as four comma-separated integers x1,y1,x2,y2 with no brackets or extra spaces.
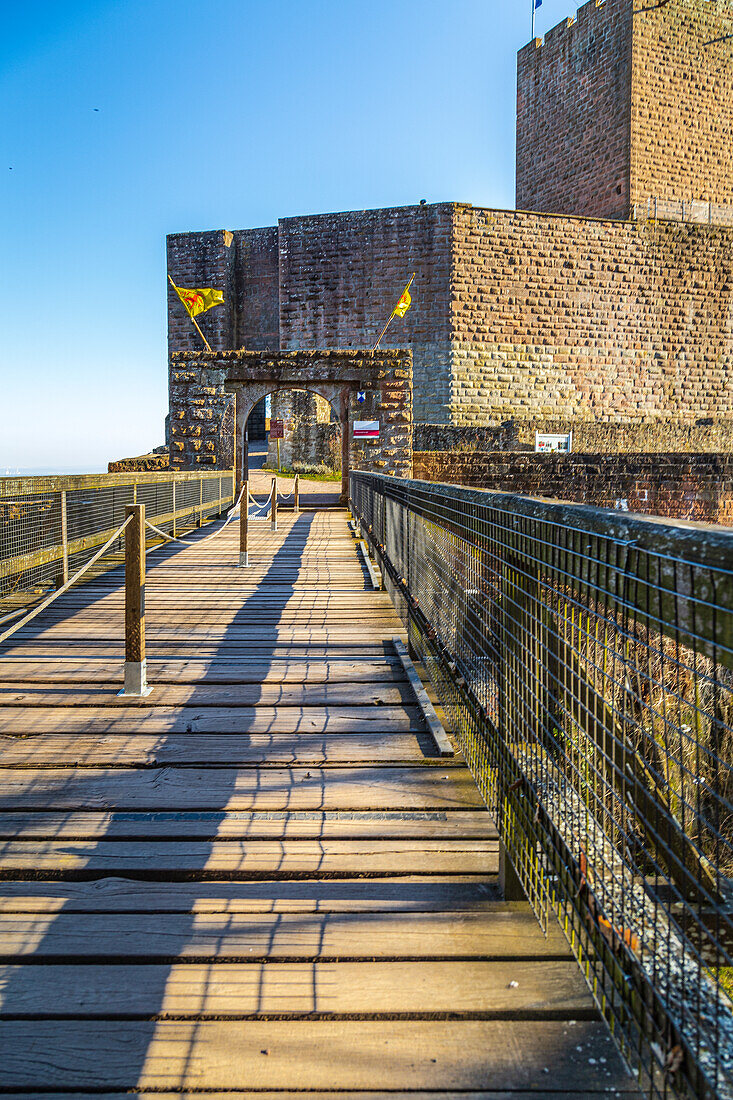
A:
172,284,224,318
392,281,412,318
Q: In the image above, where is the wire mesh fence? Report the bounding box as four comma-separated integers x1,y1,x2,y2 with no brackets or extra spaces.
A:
351,470,733,1100
0,471,234,614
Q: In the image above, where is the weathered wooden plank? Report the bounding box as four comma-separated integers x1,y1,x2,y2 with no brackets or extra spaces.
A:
0,876,502,913
0,765,484,811
0,810,496,840
0,960,590,1016
1,644,397,659
0,907,568,958
0,837,497,875
0,682,415,707
0,1019,634,1090
0,659,406,685
0,732,441,765
0,706,424,734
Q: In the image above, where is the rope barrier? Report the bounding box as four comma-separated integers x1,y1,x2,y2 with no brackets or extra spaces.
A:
144,485,246,548
0,514,134,646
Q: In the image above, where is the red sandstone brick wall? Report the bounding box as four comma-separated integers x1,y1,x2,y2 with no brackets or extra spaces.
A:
166,202,733,451
516,0,733,221
413,450,733,525
631,0,733,213
233,227,279,351
516,0,634,219
450,205,733,424
278,205,454,423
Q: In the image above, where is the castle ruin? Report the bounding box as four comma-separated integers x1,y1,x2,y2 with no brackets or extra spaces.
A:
166,0,733,472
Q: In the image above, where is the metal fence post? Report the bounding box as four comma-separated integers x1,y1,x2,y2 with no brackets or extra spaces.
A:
172,481,177,539
199,475,204,527
60,490,68,587
294,473,300,514
120,504,151,697
270,477,278,532
239,479,249,567
219,475,223,516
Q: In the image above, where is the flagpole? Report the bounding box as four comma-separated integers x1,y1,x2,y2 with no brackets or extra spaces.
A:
532,0,535,40
373,273,415,351
168,273,213,353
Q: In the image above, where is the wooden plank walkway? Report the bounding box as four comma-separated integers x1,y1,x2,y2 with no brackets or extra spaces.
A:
0,506,637,1096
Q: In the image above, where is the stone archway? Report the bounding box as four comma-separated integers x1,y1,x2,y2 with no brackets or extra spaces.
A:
226,351,413,503
168,348,413,502
233,382,343,491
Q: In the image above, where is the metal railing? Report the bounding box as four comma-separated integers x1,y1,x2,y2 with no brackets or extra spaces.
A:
634,197,733,228
350,471,733,1100
0,471,235,612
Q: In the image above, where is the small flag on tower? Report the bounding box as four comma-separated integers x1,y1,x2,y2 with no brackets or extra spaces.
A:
167,274,224,352
393,282,412,318
172,284,224,318
372,273,416,349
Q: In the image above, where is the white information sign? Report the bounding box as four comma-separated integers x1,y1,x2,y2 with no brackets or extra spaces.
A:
535,431,572,454
353,420,380,439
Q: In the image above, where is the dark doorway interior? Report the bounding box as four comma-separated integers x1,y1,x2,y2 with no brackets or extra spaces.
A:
247,399,267,441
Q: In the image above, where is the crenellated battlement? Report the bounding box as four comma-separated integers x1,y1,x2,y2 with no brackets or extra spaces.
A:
517,0,733,220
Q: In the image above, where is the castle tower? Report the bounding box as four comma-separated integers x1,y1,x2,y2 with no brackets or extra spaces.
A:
516,0,733,221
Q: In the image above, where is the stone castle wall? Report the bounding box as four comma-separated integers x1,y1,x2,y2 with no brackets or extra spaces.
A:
631,0,733,214
166,203,733,453
516,0,733,221
169,349,413,480
517,0,633,220
164,0,733,466
277,205,453,424
413,450,733,525
415,418,733,454
450,205,733,424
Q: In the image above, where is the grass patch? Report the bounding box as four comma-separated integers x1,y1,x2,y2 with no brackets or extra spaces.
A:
264,462,341,483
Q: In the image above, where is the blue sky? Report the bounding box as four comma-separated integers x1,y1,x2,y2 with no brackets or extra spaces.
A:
0,0,570,472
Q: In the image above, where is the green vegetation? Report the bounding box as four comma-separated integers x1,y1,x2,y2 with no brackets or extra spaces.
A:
264,462,341,483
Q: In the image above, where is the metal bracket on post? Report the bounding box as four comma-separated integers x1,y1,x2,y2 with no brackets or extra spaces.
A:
119,503,152,698
239,479,249,567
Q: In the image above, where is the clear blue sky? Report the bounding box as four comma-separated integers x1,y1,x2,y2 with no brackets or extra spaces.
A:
0,0,569,473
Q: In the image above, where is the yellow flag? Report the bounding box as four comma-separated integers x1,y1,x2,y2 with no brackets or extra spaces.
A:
393,284,412,318
173,284,224,318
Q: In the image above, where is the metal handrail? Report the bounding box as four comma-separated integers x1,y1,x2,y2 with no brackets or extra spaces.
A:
350,469,733,1100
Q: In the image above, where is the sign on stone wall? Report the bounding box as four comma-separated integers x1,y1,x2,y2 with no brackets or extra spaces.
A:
535,431,572,454
353,421,379,439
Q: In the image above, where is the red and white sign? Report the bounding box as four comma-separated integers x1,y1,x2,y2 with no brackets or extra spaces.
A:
269,419,284,439
353,420,379,439
535,431,572,454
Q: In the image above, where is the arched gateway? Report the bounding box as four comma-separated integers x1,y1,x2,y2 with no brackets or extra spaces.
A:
169,348,413,502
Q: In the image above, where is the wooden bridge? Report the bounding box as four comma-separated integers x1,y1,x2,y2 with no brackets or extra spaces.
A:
0,498,637,1094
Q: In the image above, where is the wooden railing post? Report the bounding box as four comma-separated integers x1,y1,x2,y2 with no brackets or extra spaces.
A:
120,504,151,697
239,479,249,567
60,490,69,586
294,473,300,514
270,477,278,532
